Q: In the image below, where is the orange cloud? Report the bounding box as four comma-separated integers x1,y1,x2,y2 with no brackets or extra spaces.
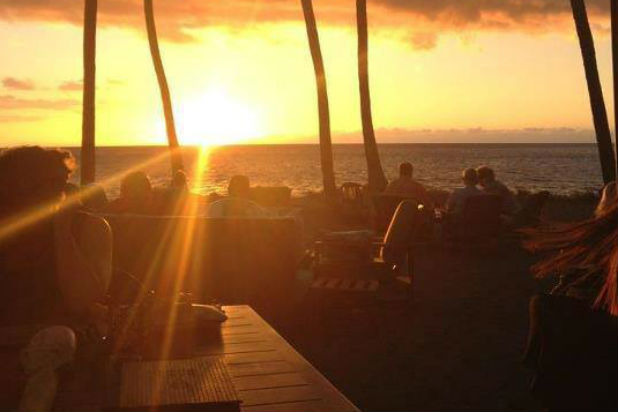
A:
2,77,35,90
0,0,610,46
0,95,79,110
58,80,83,92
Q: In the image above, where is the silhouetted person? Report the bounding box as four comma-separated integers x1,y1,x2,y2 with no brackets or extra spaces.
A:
523,202,617,410
106,171,154,214
171,169,188,192
445,168,482,217
476,166,520,216
0,146,112,410
207,175,265,217
384,162,432,206
80,184,108,212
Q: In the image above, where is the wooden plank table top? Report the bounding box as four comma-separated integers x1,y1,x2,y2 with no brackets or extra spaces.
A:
54,305,359,412
208,305,360,412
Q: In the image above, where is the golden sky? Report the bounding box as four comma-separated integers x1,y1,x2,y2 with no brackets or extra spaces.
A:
0,0,616,146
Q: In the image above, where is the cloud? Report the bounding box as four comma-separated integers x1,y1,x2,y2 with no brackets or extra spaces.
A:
58,80,82,91
0,0,610,49
409,32,437,50
2,77,35,90
0,95,79,110
0,114,44,122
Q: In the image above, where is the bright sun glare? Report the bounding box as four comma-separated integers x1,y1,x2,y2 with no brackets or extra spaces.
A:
176,87,262,146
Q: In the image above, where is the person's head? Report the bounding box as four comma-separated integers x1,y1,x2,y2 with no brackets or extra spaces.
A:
81,184,108,212
595,181,617,217
399,162,413,178
524,202,618,315
0,146,75,215
462,168,478,187
228,175,251,199
171,170,188,191
476,166,495,187
120,171,152,204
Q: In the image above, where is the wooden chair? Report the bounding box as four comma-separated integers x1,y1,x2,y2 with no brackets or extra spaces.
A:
340,182,364,205
371,194,420,234
445,194,502,244
310,236,413,300
516,190,550,227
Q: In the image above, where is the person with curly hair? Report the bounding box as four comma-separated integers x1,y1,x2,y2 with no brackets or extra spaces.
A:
0,146,112,411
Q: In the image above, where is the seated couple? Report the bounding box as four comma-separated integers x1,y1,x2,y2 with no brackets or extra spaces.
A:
384,162,519,218
380,164,518,268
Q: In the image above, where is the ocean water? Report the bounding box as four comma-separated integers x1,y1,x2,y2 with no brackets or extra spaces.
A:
65,144,605,198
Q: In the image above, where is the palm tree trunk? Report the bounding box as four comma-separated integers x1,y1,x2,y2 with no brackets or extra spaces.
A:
300,0,337,199
570,0,616,184
144,0,184,174
356,0,387,192
81,0,97,185
610,0,618,317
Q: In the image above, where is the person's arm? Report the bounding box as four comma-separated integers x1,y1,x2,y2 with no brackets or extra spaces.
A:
53,209,110,314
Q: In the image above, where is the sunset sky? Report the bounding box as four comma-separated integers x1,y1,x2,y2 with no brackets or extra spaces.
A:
0,0,616,146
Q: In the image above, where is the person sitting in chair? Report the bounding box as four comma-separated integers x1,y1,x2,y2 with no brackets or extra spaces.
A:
445,168,482,218
384,162,432,207
522,199,617,410
476,166,520,216
206,175,266,218
106,171,155,215
0,146,112,411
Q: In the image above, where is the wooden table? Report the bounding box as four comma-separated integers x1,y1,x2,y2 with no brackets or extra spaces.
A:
55,305,359,412
212,305,359,412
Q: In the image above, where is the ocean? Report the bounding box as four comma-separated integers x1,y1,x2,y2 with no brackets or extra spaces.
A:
65,144,605,198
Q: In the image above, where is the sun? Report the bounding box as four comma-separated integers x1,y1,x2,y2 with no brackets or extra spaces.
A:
176,87,263,146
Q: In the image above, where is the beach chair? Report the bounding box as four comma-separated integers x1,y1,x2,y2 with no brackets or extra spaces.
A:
310,232,414,300
250,186,292,207
445,194,502,245
338,182,367,223
340,182,364,205
516,191,550,227
371,194,420,234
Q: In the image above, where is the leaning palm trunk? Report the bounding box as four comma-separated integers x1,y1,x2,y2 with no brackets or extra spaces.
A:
81,0,97,185
610,0,618,178
570,0,616,184
144,0,184,174
300,0,337,199
356,0,387,192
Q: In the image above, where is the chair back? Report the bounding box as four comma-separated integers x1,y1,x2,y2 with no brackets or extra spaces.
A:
371,194,419,233
340,182,364,205
518,191,550,226
250,186,291,207
102,215,300,312
454,194,502,240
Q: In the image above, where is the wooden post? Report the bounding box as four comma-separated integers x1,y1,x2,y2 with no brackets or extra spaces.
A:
81,0,97,185
356,0,387,192
144,0,184,175
570,0,616,184
301,0,337,200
